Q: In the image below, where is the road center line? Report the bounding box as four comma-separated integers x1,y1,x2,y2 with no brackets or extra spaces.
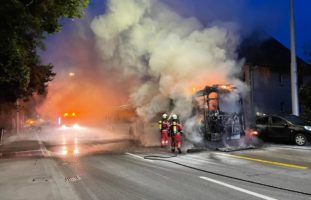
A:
215,153,308,170
199,176,278,200
125,152,153,162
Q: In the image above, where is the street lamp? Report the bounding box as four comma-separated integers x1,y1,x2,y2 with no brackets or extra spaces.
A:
69,72,75,77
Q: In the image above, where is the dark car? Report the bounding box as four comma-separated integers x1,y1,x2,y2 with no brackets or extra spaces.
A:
255,114,311,146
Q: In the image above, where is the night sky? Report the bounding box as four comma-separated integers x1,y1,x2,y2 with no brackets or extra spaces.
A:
42,0,311,65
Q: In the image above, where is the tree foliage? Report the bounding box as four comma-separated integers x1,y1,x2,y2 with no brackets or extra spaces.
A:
300,82,311,121
301,45,311,121
0,0,88,103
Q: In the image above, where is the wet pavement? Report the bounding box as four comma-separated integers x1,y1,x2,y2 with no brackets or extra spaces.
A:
1,128,311,200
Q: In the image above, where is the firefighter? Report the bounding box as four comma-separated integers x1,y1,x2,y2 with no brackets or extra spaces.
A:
158,113,170,147
169,114,183,153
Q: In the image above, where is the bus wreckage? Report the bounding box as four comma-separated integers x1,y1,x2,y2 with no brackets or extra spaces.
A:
192,84,255,151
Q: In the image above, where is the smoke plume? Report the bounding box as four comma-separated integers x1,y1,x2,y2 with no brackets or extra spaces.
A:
37,18,134,125
91,0,245,122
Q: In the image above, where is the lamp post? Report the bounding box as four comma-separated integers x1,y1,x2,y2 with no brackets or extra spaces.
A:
290,0,299,116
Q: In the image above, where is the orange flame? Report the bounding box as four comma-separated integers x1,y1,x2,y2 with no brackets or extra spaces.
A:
217,84,234,92
245,128,258,137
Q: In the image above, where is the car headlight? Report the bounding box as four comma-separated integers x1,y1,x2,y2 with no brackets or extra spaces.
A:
304,126,311,131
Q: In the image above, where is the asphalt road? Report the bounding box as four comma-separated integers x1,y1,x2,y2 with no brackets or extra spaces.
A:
0,128,311,200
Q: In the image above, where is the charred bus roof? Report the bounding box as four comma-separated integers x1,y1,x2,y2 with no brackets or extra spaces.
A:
193,84,236,97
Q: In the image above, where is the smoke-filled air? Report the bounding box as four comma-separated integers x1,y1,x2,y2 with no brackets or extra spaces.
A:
91,0,246,122
37,0,249,147
37,27,134,126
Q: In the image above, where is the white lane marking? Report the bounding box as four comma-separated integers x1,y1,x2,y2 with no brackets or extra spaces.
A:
184,155,222,166
267,146,311,151
35,133,52,157
200,176,278,200
125,152,153,162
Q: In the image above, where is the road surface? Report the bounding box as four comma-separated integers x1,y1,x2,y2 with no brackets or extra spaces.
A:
0,128,311,200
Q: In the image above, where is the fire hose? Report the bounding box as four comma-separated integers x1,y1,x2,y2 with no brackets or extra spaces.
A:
143,154,178,160
143,153,311,197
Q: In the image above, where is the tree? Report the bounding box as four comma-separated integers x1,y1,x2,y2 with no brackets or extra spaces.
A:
0,0,88,103
301,45,311,120
300,82,311,121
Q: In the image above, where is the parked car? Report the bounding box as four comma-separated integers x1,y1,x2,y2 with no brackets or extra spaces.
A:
255,114,311,146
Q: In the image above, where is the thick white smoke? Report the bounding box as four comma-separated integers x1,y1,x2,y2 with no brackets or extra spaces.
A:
91,0,245,123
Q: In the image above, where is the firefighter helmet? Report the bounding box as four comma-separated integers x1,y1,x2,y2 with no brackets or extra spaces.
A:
172,114,178,120
162,113,168,119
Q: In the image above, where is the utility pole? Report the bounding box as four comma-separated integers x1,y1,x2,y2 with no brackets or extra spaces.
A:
290,0,299,115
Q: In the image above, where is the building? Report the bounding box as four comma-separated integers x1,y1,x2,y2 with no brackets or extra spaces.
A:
239,32,311,117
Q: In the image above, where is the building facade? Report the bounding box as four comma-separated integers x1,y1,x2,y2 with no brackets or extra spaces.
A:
240,32,311,117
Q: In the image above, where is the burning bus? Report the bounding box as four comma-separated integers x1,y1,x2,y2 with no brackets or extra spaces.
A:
192,84,245,143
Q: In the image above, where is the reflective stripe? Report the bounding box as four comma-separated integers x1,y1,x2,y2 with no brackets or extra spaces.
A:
173,122,177,133
158,121,162,130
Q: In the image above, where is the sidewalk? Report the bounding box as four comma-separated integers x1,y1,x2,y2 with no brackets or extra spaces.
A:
0,130,42,158
0,154,81,200
0,130,81,200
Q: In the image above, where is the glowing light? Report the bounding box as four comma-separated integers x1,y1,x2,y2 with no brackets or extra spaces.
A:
25,119,35,125
73,124,80,129
61,125,67,129
245,128,259,137
72,112,76,116
61,147,68,156
218,84,234,92
69,72,75,77
61,150,68,155
58,117,61,125
74,148,79,155
64,113,69,117
251,131,259,136
208,92,218,111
